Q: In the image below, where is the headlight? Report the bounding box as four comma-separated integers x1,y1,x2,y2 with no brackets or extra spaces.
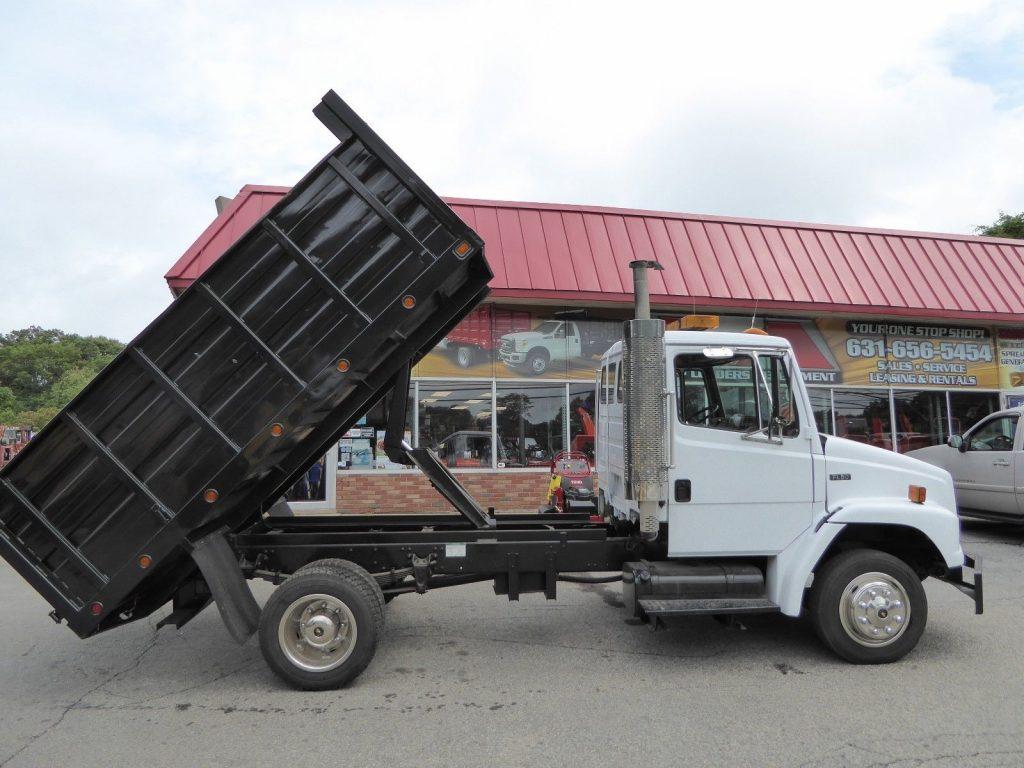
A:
516,339,529,351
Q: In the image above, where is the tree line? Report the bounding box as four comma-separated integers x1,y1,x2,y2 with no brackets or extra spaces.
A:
0,327,123,429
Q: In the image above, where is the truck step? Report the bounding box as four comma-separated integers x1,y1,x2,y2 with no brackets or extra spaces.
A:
638,597,779,617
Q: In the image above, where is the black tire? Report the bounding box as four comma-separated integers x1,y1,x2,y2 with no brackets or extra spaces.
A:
809,548,927,664
525,348,549,376
455,345,474,368
295,558,385,632
260,563,385,690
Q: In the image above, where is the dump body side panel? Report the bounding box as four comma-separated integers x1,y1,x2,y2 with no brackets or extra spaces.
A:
0,91,490,638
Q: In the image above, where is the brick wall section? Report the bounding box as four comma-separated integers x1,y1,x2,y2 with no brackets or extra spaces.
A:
336,471,552,514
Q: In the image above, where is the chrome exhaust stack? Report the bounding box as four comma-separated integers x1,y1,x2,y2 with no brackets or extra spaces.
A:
623,260,666,540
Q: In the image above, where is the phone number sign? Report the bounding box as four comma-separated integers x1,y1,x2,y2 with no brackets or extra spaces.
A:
806,320,999,388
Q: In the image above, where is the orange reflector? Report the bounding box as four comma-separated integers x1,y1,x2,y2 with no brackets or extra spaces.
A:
682,314,720,330
336,359,350,373
743,327,769,335
909,485,926,504
401,295,416,309
454,240,472,257
203,488,219,504
138,554,153,569
270,422,285,437
89,602,103,616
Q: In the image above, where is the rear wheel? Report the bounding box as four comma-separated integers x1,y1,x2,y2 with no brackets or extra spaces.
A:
809,548,927,664
260,562,384,690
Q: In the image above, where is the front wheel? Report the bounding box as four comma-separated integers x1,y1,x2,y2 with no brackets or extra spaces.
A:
259,562,384,690
455,345,474,368
809,548,927,664
525,349,549,376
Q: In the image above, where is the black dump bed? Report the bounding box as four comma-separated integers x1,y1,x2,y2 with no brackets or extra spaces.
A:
0,91,490,638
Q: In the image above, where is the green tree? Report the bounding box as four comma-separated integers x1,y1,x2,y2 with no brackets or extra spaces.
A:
0,327,122,428
975,211,1024,239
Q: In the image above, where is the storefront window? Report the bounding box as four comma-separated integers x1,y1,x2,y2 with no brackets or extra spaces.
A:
418,383,495,468
338,386,415,470
832,389,893,449
949,392,1000,436
892,391,949,453
497,383,566,467
807,389,834,435
569,383,597,461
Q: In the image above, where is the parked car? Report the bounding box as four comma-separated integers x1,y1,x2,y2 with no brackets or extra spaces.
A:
433,430,506,468
907,406,1022,521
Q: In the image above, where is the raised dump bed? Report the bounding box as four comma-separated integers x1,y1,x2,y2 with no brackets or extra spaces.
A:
0,91,490,639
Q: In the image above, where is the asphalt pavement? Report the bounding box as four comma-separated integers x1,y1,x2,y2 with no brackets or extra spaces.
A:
1,519,1022,768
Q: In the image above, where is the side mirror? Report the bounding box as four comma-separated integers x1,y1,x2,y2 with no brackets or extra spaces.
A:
948,434,965,451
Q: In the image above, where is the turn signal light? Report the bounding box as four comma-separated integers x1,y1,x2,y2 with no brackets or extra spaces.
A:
909,485,927,504
401,295,416,309
454,240,472,257
203,488,219,504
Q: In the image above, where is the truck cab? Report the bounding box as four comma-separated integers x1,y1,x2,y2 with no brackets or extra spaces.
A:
598,327,979,663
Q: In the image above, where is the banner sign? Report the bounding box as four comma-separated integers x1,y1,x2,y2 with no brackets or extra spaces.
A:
766,319,999,388
998,329,1024,389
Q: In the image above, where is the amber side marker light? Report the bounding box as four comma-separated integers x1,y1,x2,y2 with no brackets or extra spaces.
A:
909,485,927,504
401,295,416,309
682,314,720,330
336,359,350,373
454,240,472,257
203,488,219,504
138,554,153,569
270,422,285,437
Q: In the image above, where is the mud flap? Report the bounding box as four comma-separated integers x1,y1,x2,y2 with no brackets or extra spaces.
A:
191,528,260,644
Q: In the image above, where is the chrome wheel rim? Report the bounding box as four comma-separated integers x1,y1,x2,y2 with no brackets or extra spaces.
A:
839,571,911,647
278,593,357,672
531,356,546,373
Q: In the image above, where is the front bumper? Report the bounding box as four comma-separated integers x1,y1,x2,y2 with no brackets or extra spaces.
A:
937,551,983,615
499,349,526,365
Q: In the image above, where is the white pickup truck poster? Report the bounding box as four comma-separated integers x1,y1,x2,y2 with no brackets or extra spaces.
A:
413,305,622,380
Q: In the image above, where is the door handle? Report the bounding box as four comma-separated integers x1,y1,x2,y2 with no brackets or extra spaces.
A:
993,459,1011,467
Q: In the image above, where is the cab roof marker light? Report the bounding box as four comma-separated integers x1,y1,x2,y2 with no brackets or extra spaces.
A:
702,346,734,359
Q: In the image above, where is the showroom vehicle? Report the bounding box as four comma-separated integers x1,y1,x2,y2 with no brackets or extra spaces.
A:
444,306,530,368
908,407,1023,521
0,91,981,691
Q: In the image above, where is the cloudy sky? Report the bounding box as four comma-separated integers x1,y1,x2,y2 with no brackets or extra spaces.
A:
1,0,1022,342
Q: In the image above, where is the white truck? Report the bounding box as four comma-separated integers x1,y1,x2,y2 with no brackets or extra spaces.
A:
595,261,982,664
908,406,1024,522
498,319,618,375
0,95,982,691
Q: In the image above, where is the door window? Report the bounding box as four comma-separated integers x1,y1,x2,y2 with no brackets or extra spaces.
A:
758,355,800,437
675,353,761,432
967,416,1017,452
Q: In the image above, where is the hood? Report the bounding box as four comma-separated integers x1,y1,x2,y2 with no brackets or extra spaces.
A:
825,435,956,511
502,331,544,342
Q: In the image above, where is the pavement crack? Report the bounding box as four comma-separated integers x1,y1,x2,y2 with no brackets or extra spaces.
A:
0,627,161,768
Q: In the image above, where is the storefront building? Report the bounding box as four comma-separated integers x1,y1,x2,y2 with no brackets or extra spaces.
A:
165,187,1024,513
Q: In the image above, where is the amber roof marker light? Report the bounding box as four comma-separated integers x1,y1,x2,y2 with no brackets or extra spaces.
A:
454,240,472,257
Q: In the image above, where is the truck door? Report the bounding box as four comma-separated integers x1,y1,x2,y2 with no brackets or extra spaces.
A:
667,348,815,556
955,413,1020,516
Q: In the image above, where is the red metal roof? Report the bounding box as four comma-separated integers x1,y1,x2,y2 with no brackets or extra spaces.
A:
166,186,1024,323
